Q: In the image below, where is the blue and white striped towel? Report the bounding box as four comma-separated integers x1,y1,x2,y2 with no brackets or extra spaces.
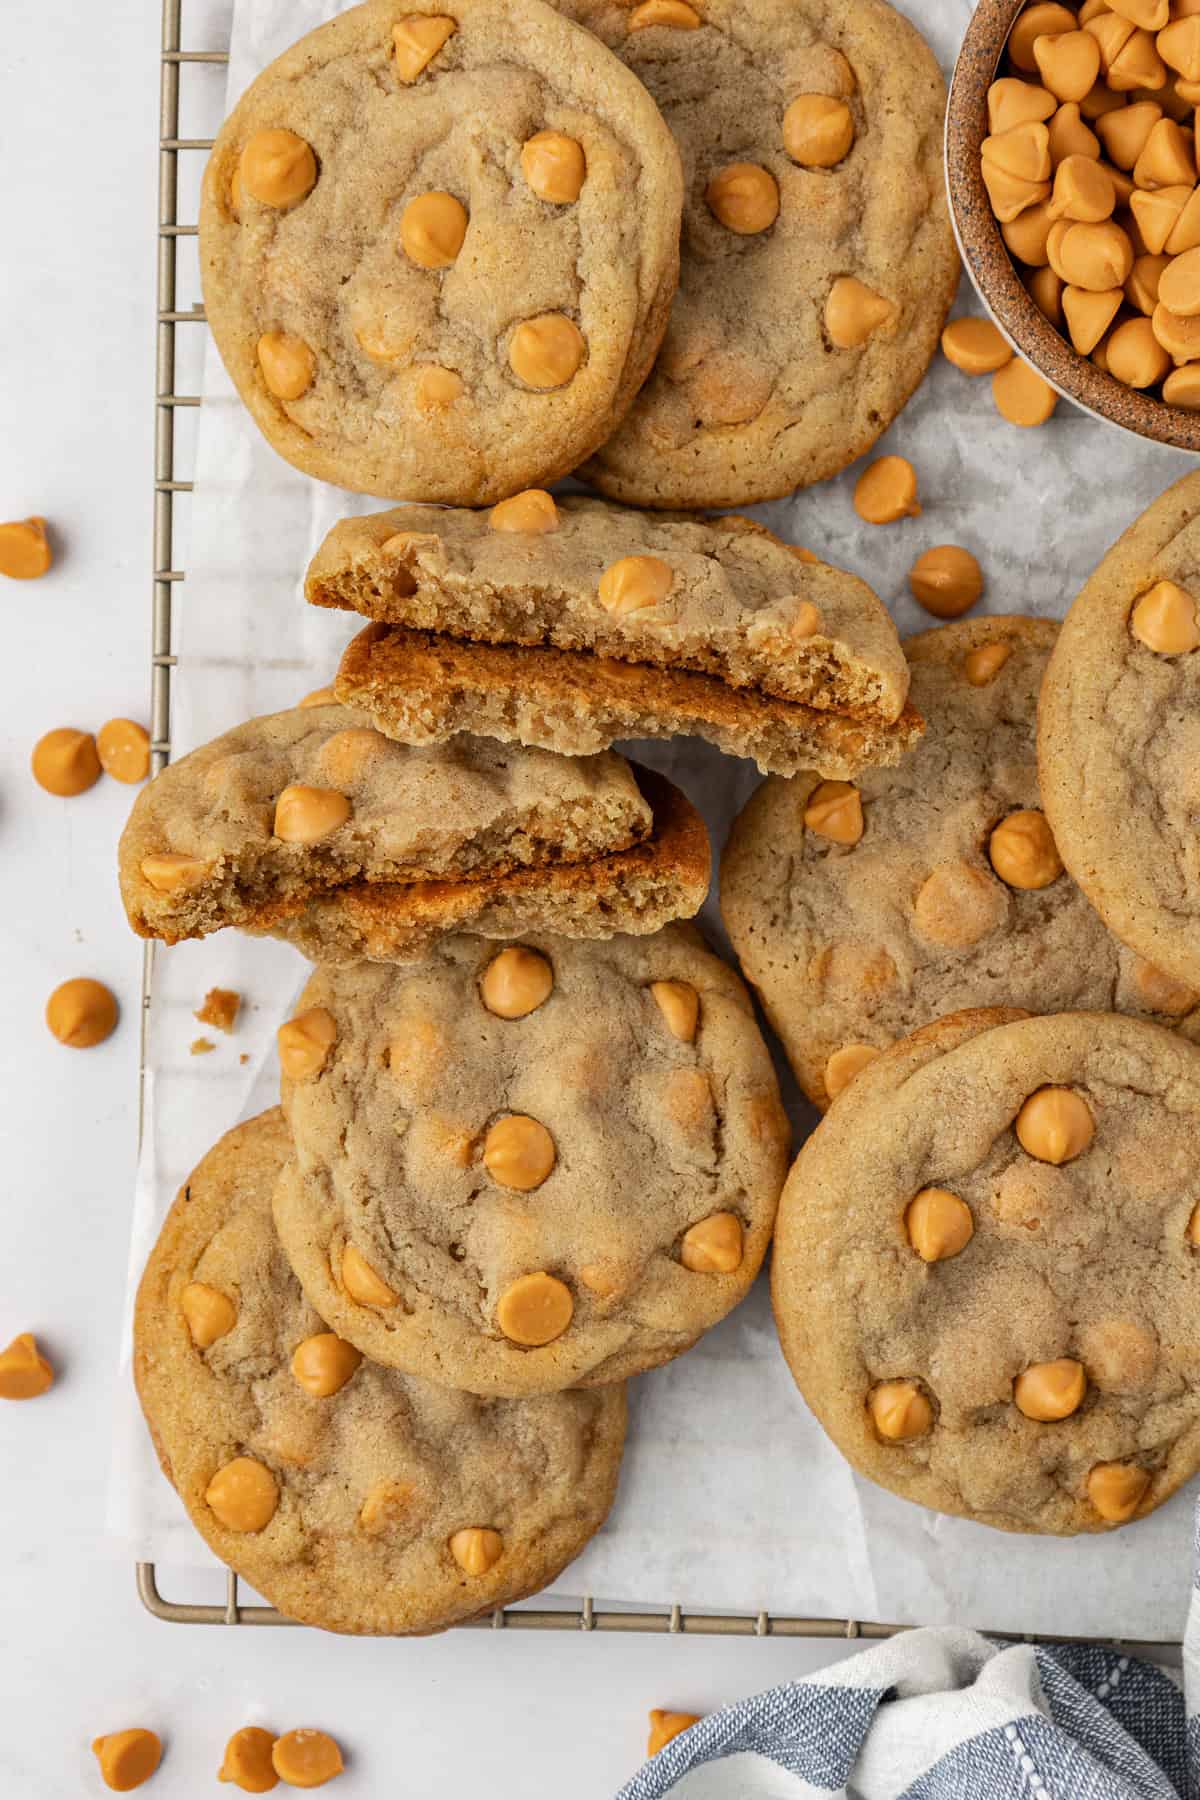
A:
619,1507,1198,1798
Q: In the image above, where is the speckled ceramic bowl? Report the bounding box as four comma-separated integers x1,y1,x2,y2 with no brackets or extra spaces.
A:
946,0,1200,450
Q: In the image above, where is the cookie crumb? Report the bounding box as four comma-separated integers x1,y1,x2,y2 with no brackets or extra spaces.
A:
239,1052,250,1065
190,1037,216,1056
195,986,241,1033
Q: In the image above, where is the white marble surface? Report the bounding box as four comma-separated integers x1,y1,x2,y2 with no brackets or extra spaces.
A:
0,5,859,1796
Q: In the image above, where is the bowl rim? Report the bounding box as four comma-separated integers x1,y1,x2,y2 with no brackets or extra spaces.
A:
945,0,1200,452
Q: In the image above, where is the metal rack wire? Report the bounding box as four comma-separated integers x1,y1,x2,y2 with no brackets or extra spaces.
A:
137,0,1174,1651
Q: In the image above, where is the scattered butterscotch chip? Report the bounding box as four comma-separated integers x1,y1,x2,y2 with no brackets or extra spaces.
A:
205,1455,279,1533
803,780,863,846
180,1282,236,1349
46,977,117,1049
340,1244,398,1308
449,1525,503,1575
705,162,779,235
91,1729,162,1792
97,718,151,784
271,1729,344,1789
650,979,700,1043
964,640,1012,685
1013,1357,1086,1421
0,1331,54,1400
400,191,469,269
190,1037,216,1056
0,515,52,579
392,14,455,81
239,129,317,210
1131,579,1200,653
273,784,351,844
940,316,1013,374
992,355,1058,425
596,553,673,616
479,946,554,1019
31,726,101,797
988,809,1063,889
909,545,984,619
520,131,586,202
483,1115,556,1191
196,987,241,1034
648,1712,701,1757
853,455,921,524
782,93,854,167
219,1725,278,1792
489,489,558,534
291,1332,362,1398
257,333,315,402
496,1271,573,1345
904,1188,974,1262
1086,1461,1151,1522
508,313,585,389
277,1008,337,1082
824,276,896,348
680,1212,744,1272
868,1379,933,1441
1015,1085,1095,1163
824,1043,881,1098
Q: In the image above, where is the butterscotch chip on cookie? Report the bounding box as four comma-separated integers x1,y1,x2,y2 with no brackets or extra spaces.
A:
117,703,666,948
1040,471,1200,993
552,0,958,507
199,0,682,504
311,498,921,776
723,617,1200,1110
772,1008,1200,1534
273,927,790,1396
134,1110,626,1634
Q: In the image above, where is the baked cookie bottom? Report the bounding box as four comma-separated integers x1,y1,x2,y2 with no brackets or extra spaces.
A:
335,624,924,779
254,765,711,962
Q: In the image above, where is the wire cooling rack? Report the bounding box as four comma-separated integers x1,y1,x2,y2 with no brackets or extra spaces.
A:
138,0,1174,1651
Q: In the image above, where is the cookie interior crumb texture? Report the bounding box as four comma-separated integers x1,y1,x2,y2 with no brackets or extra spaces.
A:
199,0,684,503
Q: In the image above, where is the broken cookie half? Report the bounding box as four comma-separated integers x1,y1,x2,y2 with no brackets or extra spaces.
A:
306,494,923,778
118,702,709,957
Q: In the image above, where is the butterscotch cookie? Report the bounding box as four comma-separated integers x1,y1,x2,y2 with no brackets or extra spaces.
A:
311,496,922,776
117,703,684,947
265,766,708,962
199,0,682,504
722,617,1200,1111
134,1111,625,1633
1040,472,1200,994
772,1007,1200,1535
274,927,790,1396
554,0,959,507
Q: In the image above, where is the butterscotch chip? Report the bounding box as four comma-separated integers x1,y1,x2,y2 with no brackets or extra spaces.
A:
987,78,1057,136
964,640,1012,685
277,1008,337,1083
181,1282,236,1349
480,947,554,1019
139,852,210,894
392,14,455,81
239,129,316,209
31,727,101,797
628,0,700,25
940,317,1012,375
1009,5,1077,73
1159,14,1200,80
650,979,699,1042
448,1526,503,1575
46,977,117,1049
256,332,315,402
597,553,673,616
508,314,585,389
340,1244,398,1308
0,516,52,579
520,131,586,203
271,1730,343,1789
273,784,351,844
1046,101,1101,166
993,355,1058,425
1130,579,1200,653
989,810,1062,889
1152,297,1200,357
853,456,921,524
97,718,151,784
868,1379,933,1441
803,780,863,845
134,1112,626,1630
291,1333,362,1398
206,1456,279,1532
1125,252,1171,316
400,191,468,269
913,862,1006,948
1015,1086,1095,1163
496,1271,574,1345
825,277,897,348
218,1727,277,1793
91,1730,162,1792
414,365,463,411
909,546,984,619
1086,1462,1151,1522
1131,958,1199,1015
1163,363,1200,406
679,1211,743,1272
1096,98,1162,169
483,1115,556,1191
1014,1357,1086,1421
705,162,779,235
1158,245,1200,318
489,490,558,534
905,1188,973,1262
647,1712,700,1757
1034,31,1103,102
1047,154,1114,223
823,1043,881,1097
1134,117,1196,188
1052,218,1134,289
1003,197,1057,264
1129,183,1193,255
783,94,854,167
0,1332,54,1401
1106,315,1172,386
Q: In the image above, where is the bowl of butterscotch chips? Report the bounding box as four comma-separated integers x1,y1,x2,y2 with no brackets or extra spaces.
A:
948,0,1200,446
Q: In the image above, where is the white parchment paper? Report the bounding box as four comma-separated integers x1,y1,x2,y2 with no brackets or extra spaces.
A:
110,0,1198,1639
